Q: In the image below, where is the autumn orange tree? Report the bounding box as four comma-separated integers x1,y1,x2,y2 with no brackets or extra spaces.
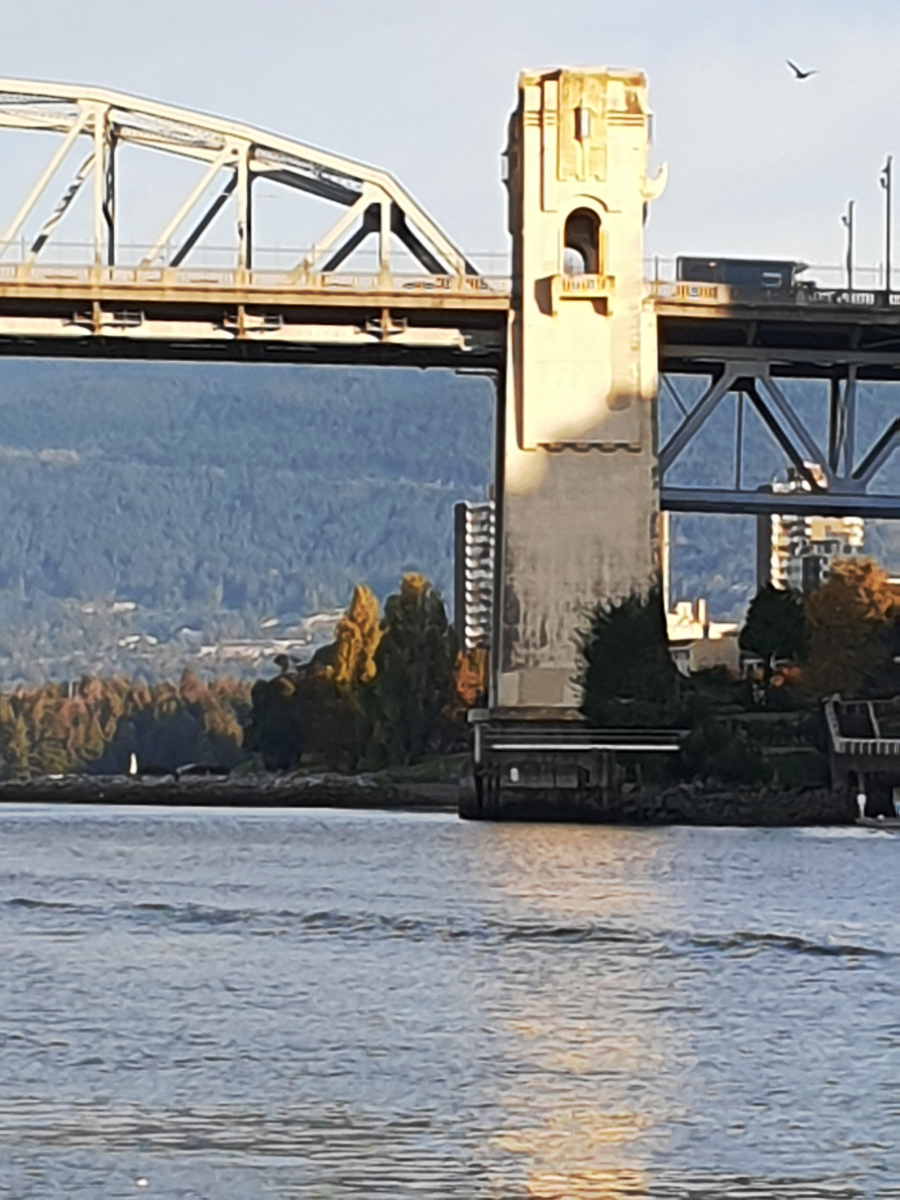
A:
803,558,898,699
451,646,488,714
0,674,251,780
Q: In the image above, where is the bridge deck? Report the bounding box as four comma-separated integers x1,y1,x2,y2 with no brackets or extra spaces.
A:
0,267,509,367
1,270,899,514
658,301,900,380
5,269,900,368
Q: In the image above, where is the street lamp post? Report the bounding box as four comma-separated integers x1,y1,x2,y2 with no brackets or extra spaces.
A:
842,200,855,293
881,155,893,293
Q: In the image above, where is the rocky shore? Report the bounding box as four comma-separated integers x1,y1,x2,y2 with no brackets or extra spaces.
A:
622,782,855,825
0,772,858,825
0,772,458,811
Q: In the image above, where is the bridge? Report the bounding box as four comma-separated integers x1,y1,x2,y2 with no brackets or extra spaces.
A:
655,280,900,518
2,72,900,742
0,80,509,368
3,80,899,519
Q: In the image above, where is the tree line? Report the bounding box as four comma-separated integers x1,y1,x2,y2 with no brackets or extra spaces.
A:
0,556,890,786
0,572,485,780
244,574,486,772
577,556,900,787
0,673,250,779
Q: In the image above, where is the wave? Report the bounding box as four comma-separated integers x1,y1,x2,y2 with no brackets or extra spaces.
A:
1,895,647,947
5,896,82,912
3,896,891,960
675,929,891,960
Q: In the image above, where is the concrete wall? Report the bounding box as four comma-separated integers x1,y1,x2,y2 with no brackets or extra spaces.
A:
495,67,666,711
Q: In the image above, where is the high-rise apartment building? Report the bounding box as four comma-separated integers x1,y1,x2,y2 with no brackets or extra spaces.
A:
756,473,865,591
453,501,495,652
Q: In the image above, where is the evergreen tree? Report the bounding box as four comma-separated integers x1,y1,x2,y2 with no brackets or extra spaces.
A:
305,674,366,772
243,674,305,771
739,583,808,689
363,575,457,766
577,586,677,726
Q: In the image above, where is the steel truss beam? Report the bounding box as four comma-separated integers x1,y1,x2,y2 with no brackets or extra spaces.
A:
659,356,900,518
661,488,900,518
0,79,478,280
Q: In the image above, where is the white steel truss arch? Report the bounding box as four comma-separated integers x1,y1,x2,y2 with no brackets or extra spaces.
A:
0,79,478,280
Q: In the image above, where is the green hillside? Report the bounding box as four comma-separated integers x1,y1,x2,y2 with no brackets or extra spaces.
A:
0,358,896,684
0,360,493,682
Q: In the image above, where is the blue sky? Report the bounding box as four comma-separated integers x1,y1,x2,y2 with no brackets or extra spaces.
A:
3,0,900,276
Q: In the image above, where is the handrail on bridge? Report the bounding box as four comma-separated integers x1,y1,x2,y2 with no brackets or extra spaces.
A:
0,259,512,296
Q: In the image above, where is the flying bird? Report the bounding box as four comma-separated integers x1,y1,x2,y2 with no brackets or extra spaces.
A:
787,59,817,80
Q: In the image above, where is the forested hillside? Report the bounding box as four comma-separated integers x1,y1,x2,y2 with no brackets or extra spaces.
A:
0,358,896,684
0,360,492,682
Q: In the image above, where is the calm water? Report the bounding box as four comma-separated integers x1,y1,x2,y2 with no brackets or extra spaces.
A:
1,806,899,1198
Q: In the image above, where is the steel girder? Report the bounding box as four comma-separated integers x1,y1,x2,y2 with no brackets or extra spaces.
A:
0,80,477,279
659,356,900,518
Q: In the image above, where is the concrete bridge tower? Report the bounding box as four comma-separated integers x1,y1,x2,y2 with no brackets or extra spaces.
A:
495,67,666,713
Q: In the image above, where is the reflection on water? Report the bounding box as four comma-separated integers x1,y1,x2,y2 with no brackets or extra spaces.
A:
473,826,668,1197
0,807,899,1196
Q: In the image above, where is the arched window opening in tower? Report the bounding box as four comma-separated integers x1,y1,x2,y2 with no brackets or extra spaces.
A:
563,208,601,276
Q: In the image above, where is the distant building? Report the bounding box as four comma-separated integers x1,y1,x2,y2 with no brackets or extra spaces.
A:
453,500,495,651
666,597,741,676
456,504,745,676
756,474,864,593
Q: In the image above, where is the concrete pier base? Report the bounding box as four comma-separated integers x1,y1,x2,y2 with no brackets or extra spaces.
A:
461,716,682,821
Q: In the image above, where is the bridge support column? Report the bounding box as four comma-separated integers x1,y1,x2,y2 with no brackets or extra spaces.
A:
494,67,666,714
466,68,667,819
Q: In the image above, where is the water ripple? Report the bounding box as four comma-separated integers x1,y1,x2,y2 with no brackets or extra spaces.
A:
1,810,899,1195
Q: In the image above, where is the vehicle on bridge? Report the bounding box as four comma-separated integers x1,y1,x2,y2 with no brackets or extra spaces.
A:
676,256,809,302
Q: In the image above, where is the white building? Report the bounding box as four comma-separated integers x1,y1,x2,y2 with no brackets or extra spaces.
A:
756,469,864,591
453,500,495,651
666,598,741,677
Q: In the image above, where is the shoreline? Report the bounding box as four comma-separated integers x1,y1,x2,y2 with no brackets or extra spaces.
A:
0,772,859,825
0,773,459,812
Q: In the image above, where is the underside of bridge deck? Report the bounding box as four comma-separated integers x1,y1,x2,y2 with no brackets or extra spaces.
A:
657,302,900,519
0,286,507,368
659,303,900,379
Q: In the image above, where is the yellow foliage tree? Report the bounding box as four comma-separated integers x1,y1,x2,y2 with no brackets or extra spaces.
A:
6,715,30,778
329,584,382,689
804,558,896,698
